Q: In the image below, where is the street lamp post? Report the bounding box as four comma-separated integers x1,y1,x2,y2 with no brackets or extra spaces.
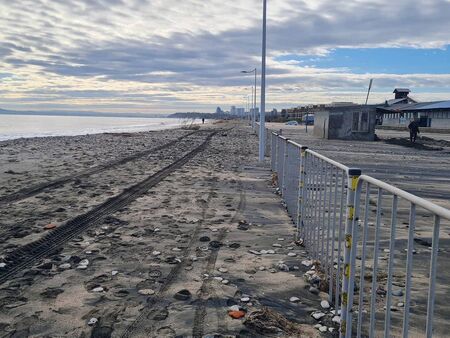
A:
259,0,267,161
241,68,257,130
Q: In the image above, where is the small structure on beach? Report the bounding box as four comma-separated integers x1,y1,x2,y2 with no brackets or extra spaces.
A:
313,105,377,141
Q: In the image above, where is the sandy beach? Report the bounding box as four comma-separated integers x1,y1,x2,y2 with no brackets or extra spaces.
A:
0,122,326,337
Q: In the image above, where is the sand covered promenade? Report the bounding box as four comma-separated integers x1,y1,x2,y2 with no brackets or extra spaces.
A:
0,122,328,337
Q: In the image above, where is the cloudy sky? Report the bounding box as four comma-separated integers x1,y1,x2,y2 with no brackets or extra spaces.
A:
1,0,450,113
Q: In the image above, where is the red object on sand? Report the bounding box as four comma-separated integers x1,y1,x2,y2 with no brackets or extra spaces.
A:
44,223,57,230
228,310,245,319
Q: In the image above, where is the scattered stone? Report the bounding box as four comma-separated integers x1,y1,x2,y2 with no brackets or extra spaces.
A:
0,263,6,269
272,243,282,248
138,289,155,295
277,263,289,272
229,243,240,249
92,287,104,292
311,312,326,320
111,270,118,276
289,297,300,303
266,250,275,254
79,259,89,266
397,302,404,307
214,277,224,282
258,266,266,271
174,289,192,301
241,297,250,302
332,315,341,323
172,247,182,252
58,263,71,270
152,251,161,256
319,326,328,332
301,260,312,267
218,267,228,273
287,252,297,257
277,238,285,241
199,236,211,242
88,318,98,326
222,280,229,285
309,287,319,295
248,250,261,255
229,305,240,312
392,289,404,297
166,256,181,264
320,300,330,309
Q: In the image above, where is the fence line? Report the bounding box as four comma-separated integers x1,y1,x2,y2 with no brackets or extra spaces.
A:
266,128,450,338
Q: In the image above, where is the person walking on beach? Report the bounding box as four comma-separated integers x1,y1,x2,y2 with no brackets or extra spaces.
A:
202,118,205,124
408,119,420,143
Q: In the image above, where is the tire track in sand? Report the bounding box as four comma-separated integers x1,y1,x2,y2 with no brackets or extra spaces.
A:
192,177,246,337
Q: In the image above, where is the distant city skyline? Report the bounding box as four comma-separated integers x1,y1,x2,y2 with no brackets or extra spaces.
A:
1,0,450,113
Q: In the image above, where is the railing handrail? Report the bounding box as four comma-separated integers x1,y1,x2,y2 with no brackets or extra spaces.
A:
358,174,450,220
306,148,350,172
287,139,302,148
271,129,450,220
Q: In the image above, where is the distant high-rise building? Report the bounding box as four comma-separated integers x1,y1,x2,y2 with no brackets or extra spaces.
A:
230,106,236,115
215,106,223,114
236,108,245,116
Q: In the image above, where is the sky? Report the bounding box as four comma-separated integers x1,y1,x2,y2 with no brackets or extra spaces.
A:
1,0,450,114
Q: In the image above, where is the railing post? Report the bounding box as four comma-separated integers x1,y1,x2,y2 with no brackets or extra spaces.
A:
297,146,308,240
282,138,289,197
340,168,361,338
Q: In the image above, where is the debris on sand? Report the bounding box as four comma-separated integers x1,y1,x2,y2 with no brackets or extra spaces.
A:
244,307,312,336
44,223,57,230
228,310,246,319
88,318,98,326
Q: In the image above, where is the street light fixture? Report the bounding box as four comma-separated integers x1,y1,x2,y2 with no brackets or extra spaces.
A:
241,68,257,130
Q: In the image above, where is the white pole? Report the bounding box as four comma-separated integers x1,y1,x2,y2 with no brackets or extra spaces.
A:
254,68,257,130
259,0,267,162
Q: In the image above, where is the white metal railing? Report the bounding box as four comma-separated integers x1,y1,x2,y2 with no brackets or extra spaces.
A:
268,130,450,338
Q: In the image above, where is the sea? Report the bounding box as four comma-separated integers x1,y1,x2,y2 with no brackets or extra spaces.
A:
0,114,201,141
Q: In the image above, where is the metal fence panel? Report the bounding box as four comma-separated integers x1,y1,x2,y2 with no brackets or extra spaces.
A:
283,142,300,222
266,131,450,338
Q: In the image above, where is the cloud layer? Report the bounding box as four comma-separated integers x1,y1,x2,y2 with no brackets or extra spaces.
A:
1,0,450,112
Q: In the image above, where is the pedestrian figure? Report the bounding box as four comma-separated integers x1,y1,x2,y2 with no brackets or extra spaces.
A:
202,118,205,124
408,119,420,143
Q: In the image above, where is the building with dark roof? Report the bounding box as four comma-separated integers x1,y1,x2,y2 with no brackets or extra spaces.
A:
377,89,450,128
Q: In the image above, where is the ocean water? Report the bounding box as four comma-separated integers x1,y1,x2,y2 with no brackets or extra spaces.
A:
0,114,201,141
